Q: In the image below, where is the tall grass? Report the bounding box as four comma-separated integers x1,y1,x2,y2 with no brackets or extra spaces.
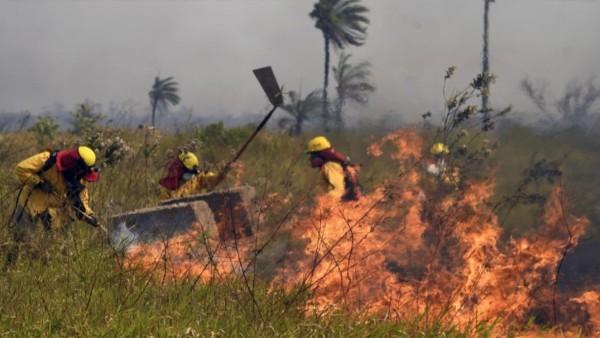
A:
0,122,597,336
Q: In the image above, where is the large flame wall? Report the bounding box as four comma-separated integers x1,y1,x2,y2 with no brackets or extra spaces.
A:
124,130,599,335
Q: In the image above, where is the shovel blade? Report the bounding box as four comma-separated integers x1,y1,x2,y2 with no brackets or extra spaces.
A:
253,66,283,106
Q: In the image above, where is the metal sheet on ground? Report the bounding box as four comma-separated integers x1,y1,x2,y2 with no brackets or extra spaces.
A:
108,186,256,249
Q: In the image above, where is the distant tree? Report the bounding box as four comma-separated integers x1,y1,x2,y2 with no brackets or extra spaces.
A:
557,77,600,125
70,102,104,135
481,0,495,114
279,90,323,136
520,76,600,129
29,115,59,145
520,78,548,114
148,76,180,127
309,0,369,131
332,53,375,129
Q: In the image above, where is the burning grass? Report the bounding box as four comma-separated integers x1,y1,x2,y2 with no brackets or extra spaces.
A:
124,220,254,282
118,130,600,336
280,131,599,336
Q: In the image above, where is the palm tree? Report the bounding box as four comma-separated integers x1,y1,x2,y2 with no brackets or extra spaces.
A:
148,76,180,127
279,90,323,136
481,0,495,113
332,53,375,129
309,0,369,131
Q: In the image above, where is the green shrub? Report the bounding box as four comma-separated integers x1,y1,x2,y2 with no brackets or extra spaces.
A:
70,102,104,135
29,115,59,146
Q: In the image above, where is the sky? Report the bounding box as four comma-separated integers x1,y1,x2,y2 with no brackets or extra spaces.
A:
0,0,599,124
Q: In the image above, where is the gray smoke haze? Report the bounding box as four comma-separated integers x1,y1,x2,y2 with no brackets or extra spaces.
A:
0,0,599,124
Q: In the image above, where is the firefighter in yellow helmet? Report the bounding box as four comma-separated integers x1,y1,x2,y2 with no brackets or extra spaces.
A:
427,142,460,187
158,151,220,199
7,146,101,263
307,136,362,201
430,142,450,156
14,146,100,228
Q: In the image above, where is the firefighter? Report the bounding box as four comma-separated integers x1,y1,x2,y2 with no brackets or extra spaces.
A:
14,146,100,229
430,142,449,157
306,136,362,201
426,142,449,175
427,142,460,187
159,151,220,199
7,146,101,265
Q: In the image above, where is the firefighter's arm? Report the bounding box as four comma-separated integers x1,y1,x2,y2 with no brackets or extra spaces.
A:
200,171,220,191
187,171,219,194
77,187,100,227
78,188,94,216
15,151,51,186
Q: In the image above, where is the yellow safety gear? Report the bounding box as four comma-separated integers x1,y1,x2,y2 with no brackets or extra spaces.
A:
430,143,450,156
178,152,199,171
77,146,96,167
160,171,220,200
307,136,332,153
15,151,94,228
321,162,346,198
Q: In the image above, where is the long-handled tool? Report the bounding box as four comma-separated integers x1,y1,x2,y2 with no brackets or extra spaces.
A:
213,66,283,187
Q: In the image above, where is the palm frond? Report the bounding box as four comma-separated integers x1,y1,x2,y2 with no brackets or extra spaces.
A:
310,0,369,49
332,52,374,127
149,75,181,126
279,89,323,135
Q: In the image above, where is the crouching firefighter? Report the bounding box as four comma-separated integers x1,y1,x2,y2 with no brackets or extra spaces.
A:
306,136,362,201
7,147,101,264
159,151,220,199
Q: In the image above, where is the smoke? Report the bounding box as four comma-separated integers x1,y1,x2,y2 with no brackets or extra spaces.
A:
0,0,599,123
111,222,139,251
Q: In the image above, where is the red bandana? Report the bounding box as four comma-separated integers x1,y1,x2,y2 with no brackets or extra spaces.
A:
309,148,349,168
317,148,348,164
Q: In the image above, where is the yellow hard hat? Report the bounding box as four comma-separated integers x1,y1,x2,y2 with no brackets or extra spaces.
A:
430,143,449,156
307,136,332,153
77,146,97,167
178,151,199,170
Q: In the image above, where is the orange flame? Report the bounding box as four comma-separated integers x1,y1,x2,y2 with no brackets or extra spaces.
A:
123,129,598,335
124,220,252,282
276,130,597,335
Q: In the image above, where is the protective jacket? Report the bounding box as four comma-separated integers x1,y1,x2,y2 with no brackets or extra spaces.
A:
320,161,347,198
15,150,94,228
310,148,361,200
160,172,220,199
159,157,220,199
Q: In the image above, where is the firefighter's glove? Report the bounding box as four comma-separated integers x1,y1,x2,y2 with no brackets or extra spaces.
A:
36,181,54,194
87,215,100,228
